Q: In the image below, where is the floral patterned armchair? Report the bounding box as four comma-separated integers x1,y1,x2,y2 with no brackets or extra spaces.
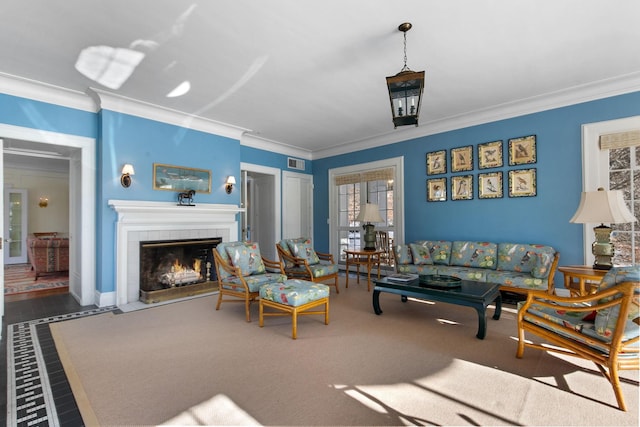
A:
516,266,639,411
213,241,287,322
276,238,340,293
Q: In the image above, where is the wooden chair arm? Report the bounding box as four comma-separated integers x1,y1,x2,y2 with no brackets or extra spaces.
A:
315,251,334,263
261,256,285,274
521,281,637,313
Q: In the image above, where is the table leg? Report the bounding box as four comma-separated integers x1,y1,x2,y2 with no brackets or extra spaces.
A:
474,306,488,340
345,259,350,288
366,256,372,291
492,294,502,320
373,289,383,314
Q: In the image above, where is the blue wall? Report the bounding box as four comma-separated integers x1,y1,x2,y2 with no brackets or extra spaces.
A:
312,91,640,287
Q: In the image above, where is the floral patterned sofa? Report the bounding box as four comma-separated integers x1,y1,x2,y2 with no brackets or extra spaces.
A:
26,236,69,280
393,240,559,294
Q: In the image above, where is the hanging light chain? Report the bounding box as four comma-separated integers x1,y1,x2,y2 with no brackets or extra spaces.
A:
403,31,408,70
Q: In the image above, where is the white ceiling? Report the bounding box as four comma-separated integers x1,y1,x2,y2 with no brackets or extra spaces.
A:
2,0,640,158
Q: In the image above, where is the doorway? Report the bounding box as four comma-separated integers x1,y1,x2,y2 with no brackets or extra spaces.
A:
240,163,281,261
0,125,96,316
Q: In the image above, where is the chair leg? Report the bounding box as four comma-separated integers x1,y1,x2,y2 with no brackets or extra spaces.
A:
245,296,252,322
216,291,223,310
607,364,627,411
515,326,525,358
333,275,339,294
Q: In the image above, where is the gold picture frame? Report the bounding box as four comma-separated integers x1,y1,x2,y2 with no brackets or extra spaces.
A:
451,145,473,172
153,163,212,193
478,140,503,169
451,175,473,200
508,168,536,197
478,172,503,199
508,135,536,165
426,150,446,175
427,178,447,202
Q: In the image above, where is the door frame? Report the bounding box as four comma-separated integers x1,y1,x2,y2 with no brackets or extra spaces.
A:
3,188,28,264
0,124,96,306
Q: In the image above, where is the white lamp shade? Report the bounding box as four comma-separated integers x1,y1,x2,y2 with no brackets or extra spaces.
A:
570,189,636,224
356,203,383,223
226,176,236,185
121,164,135,175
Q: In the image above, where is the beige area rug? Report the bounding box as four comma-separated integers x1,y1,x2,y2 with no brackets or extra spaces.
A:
51,278,639,426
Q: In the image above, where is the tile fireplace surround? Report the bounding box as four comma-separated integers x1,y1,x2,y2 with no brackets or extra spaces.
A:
108,200,243,307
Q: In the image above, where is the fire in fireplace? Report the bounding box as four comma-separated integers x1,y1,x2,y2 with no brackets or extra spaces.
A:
139,237,222,303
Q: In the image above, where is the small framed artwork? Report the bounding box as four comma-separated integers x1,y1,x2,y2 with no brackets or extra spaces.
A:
508,135,536,165
451,145,473,172
508,168,537,197
426,150,446,175
478,172,503,199
451,175,473,200
153,163,212,193
478,140,503,169
427,178,447,202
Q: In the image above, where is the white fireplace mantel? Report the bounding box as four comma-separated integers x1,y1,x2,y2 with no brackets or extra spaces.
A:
107,200,244,307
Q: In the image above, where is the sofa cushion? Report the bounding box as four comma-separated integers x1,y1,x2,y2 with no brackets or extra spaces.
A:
225,242,266,276
397,264,438,275
409,243,433,265
450,241,497,269
487,271,549,291
260,279,330,307
496,243,554,276
394,244,413,265
594,266,640,340
416,240,452,265
288,240,320,265
436,266,488,281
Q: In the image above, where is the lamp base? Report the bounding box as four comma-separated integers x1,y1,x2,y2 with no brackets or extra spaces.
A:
362,223,377,251
592,224,614,271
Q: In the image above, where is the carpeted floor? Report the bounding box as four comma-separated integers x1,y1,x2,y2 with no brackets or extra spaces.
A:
50,279,639,426
4,263,69,295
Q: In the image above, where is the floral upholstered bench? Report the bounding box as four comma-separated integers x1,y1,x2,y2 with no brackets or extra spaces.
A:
259,279,330,339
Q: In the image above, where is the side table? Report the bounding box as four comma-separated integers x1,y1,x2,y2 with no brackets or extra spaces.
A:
558,265,607,297
344,249,382,292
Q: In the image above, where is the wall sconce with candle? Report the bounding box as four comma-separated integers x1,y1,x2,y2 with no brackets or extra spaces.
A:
121,164,135,188
225,175,236,194
38,197,49,208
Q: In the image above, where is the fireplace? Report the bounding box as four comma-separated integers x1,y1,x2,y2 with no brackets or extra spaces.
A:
108,200,243,307
139,237,222,303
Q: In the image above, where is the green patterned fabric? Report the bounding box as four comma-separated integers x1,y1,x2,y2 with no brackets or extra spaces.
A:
450,241,497,269
216,242,246,279
285,262,339,278
496,243,555,277
594,266,640,339
225,242,266,276
221,272,287,293
394,244,413,265
415,240,452,265
397,264,438,275
260,279,330,307
409,243,433,265
288,240,320,265
486,271,549,290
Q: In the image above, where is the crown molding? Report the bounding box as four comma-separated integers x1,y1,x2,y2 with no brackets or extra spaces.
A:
241,133,312,160
0,72,96,112
312,71,640,159
87,88,247,141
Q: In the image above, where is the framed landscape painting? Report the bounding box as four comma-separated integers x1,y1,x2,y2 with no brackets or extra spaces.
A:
153,163,212,193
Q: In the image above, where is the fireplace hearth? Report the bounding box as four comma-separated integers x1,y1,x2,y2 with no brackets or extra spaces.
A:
139,237,222,303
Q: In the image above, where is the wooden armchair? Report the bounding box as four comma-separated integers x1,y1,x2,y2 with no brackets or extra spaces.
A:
213,242,287,322
516,266,639,411
276,238,340,293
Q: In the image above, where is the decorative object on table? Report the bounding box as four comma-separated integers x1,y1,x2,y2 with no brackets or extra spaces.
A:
451,145,473,172
478,140,503,169
427,177,447,202
508,135,536,165
569,187,636,270
120,163,135,188
385,22,425,128
153,163,211,193
426,149,446,175
356,203,384,250
451,175,473,201
177,189,195,206
508,168,536,197
419,274,462,288
478,172,503,199
224,175,236,194
386,273,418,283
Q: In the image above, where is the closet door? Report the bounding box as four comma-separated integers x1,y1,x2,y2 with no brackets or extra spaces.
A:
3,188,28,264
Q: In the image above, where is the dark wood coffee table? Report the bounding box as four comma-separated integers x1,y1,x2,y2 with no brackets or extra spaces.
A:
372,275,502,339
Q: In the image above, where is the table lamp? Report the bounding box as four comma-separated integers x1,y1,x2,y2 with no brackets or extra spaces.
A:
570,187,636,270
356,203,383,251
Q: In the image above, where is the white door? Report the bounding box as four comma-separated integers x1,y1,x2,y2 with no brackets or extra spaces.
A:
4,188,28,264
282,171,313,240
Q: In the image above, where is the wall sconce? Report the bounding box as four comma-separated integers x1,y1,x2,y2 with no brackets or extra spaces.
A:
225,176,236,194
38,197,49,208
121,164,135,188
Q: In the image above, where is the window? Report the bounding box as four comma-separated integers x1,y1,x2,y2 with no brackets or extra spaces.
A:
329,157,404,262
582,117,640,266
